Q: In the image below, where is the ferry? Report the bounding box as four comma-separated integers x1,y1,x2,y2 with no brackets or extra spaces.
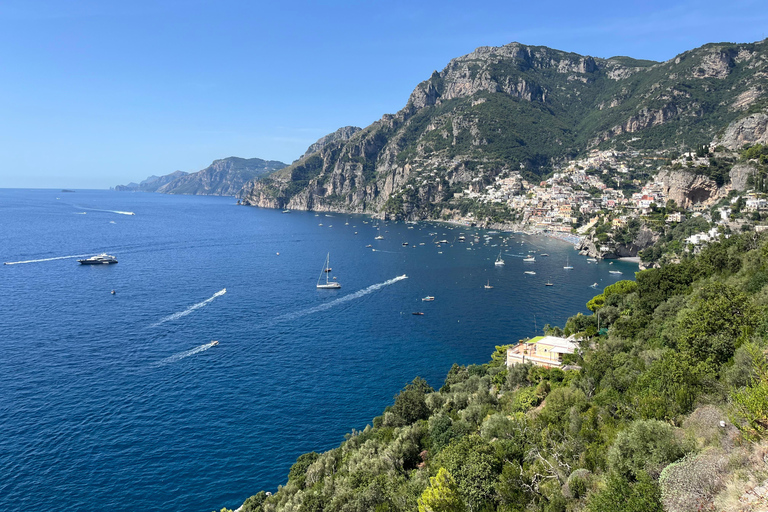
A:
78,254,117,265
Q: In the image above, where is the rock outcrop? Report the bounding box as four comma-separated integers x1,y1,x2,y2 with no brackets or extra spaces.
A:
714,113,768,150
656,169,726,209
300,126,362,160
114,171,188,192
577,227,658,260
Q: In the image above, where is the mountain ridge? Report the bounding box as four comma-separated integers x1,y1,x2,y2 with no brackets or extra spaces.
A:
241,39,768,219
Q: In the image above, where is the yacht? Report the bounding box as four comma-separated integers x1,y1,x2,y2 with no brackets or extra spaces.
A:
524,271,536,275
495,251,505,266
609,270,623,275
78,253,117,265
422,296,435,301
484,280,493,289
563,255,574,270
523,255,535,262
317,253,341,289
545,280,554,286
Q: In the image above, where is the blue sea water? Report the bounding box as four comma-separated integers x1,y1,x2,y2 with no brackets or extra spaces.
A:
0,189,638,511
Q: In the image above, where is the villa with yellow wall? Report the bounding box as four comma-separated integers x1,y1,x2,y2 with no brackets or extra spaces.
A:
506,336,578,368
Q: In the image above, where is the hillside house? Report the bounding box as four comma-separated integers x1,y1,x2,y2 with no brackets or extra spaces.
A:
507,336,578,369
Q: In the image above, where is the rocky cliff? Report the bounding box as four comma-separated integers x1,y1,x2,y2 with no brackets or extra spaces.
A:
242,39,768,219
116,157,287,196
300,126,362,160
577,227,658,260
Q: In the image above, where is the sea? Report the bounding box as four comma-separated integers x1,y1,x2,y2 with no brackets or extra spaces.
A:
0,189,638,512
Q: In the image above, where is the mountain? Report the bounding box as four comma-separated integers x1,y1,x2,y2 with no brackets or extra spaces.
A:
115,157,287,196
241,39,768,218
114,171,188,192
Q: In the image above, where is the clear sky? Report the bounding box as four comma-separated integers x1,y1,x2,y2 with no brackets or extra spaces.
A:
0,0,766,189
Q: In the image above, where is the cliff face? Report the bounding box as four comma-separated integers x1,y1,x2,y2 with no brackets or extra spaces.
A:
300,126,362,160
577,227,658,260
656,169,727,209
242,39,768,218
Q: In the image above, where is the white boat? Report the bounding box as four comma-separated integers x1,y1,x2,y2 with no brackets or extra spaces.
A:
563,255,573,270
609,270,623,275
317,253,341,289
590,282,598,288
78,253,117,265
587,258,597,262
523,255,535,262
422,296,435,301
545,280,554,286
211,340,219,346
484,280,493,289
495,251,505,266
375,235,384,240
525,271,536,275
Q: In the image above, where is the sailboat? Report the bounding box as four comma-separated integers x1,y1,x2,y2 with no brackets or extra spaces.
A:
317,253,341,289
495,251,505,266
563,254,573,270
484,280,493,289
545,279,554,286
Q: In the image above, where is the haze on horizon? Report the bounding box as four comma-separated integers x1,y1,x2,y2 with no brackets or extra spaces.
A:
0,0,766,189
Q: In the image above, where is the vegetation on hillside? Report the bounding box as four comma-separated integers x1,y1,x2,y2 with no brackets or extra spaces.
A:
218,230,768,512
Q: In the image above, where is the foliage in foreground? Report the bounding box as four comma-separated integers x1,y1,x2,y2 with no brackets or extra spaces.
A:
226,231,768,512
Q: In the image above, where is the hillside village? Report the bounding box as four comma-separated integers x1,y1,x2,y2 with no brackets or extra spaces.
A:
450,145,768,265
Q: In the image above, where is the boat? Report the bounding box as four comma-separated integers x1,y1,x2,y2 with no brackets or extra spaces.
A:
563,255,574,270
422,296,435,301
398,274,408,279
366,244,372,248
524,271,536,275
78,253,117,265
412,312,424,316
402,242,409,246
590,282,598,288
484,280,493,289
111,290,116,295
495,251,505,266
375,235,384,240
282,210,290,213
211,340,219,346
587,258,597,262
316,253,341,289
609,270,623,275
545,280,554,286
540,253,549,257
523,255,535,262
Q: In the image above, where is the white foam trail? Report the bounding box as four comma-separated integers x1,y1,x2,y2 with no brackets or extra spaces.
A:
151,288,227,327
153,341,218,366
4,254,93,265
78,207,135,216
271,275,407,324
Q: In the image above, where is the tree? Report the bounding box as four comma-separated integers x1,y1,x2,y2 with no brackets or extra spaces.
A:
586,472,664,512
607,420,687,480
730,343,768,440
418,468,466,512
389,377,434,426
433,435,501,511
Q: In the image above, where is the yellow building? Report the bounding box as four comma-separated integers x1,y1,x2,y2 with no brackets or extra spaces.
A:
506,336,578,368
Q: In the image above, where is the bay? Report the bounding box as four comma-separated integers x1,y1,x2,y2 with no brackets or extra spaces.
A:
0,189,637,511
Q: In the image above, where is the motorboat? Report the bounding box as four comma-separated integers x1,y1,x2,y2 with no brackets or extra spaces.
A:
78,253,117,265
525,271,536,275
211,340,219,346
523,255,535,262
422,296,435,301
412,312,424,316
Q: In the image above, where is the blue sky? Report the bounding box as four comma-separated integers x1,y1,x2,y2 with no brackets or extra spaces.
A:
0,0,766,188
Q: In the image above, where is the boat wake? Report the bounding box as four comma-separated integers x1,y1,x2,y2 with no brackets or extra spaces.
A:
77,206,135,216
150,288,227,327
271,275,408,324
153,341,218,366
3,253,93,265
